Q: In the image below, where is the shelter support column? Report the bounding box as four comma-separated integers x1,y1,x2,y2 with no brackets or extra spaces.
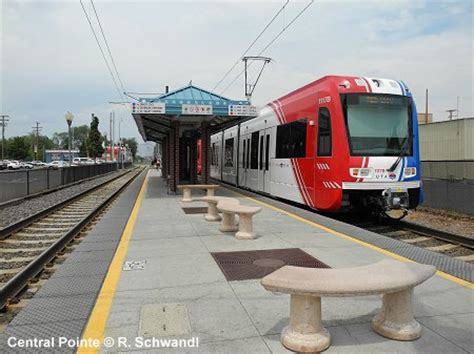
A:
161,138,168,179
169,121,180,192
201,121,210,184
189,132,198,184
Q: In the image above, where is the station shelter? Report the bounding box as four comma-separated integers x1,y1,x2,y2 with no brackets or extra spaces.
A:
131,84,257,192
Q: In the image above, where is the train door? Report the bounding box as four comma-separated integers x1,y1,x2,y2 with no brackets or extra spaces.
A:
257,129,271,193
238,133,248,187
247,131,259,190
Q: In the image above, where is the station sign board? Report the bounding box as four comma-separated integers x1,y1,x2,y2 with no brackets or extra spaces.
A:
228,105,258,116
181,104,213,115
131,102,166,114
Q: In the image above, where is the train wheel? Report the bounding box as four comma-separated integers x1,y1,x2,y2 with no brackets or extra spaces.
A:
384,209,408,220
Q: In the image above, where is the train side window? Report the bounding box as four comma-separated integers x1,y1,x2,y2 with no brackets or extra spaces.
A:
292,119,307,157
275,118,307,158
224,138,234,167
317,108,332,156
211,143,216,165
259,135,264,170
246,138,250,169
242,139,246,168
265,135,270,170
250,132,259,169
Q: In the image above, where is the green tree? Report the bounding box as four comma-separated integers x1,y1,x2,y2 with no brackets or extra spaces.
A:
7,136,30,160
87,114,104,158
122,137,138,159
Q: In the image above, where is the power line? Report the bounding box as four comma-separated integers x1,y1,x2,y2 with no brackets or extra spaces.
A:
212,0,290,92
89,0,128,101
220,0,314,96
79,0,124,102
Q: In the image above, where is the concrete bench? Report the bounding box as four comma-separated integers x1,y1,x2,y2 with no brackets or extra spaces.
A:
201,196,240,222
261,260,436,353
217,203,262,240
177,184,219,202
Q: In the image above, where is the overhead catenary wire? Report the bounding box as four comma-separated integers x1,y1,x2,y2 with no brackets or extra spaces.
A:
220,0,314,96
212,0,290,92
89,0,128,102
79,0,124,102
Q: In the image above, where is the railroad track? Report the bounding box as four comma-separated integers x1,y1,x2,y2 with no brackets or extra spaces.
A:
353,218,474,263
0,167,144,310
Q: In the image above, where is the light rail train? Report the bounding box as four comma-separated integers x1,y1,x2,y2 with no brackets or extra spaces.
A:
209,75,422,216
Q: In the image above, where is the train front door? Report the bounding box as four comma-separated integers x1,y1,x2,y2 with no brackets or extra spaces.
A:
257,129,271,193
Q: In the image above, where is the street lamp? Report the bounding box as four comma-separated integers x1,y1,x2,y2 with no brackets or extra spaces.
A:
65,112,74,165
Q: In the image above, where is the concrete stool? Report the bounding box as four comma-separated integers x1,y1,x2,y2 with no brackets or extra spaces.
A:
261,260,436,353
201,196,240,222
217,203,262,239
177,184,219,202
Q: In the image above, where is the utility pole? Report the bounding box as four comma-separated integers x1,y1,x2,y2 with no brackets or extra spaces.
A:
456,96,460,118
31,121,43,161
0,114,10,160
110,111,115,161
425,89,429,124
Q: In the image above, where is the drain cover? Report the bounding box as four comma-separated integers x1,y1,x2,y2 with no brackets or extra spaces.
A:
123,260,146,271
182,207,208,214
211,248,330,281
139,303,192,337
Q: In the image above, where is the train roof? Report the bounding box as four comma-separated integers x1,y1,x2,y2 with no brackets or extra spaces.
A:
274,75,409,104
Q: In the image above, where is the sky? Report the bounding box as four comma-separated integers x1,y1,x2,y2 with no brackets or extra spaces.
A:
1,0,473,155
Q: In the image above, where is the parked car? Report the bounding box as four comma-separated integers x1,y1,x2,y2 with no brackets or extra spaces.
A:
47,160,68,169
72,157,95,165
0,160,7,170
7,160,21,170
19,162,34,169
30,160,47,167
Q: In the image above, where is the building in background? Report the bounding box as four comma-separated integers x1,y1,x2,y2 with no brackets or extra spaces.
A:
417,113,433,125
104,146,132,163
418,117,473,214
45,149,80,163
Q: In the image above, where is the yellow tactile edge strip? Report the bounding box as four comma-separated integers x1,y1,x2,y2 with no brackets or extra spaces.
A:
78,170,149,353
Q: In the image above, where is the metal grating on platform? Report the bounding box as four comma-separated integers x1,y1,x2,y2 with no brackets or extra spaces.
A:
211,248,330,281
182,207,208,214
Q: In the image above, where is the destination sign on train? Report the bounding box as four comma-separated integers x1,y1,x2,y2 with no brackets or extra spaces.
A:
358,95,405,106
131,102,166,114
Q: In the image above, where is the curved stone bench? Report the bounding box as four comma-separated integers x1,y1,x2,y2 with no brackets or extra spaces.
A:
217,203,262,239
261,260,436,353
201,196,240,222
177,184,219,202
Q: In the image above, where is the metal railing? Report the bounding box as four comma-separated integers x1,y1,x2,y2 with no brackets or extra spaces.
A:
0,163,132,204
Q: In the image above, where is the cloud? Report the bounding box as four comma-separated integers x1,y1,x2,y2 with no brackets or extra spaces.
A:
1,0,472,142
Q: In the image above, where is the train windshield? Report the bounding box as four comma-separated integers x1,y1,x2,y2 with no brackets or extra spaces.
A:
341,94,413,156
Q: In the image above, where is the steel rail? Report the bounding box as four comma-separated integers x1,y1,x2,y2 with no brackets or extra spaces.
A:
0,168,143,310
390,220,474,249
0,169,133,240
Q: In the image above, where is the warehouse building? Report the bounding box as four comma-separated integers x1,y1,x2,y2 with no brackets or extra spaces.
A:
419,117,473,214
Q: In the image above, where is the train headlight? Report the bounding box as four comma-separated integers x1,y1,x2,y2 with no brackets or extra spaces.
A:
350,168,372,178
403,167,417,177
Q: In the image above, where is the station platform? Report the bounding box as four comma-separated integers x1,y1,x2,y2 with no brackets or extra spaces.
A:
3,168,473,353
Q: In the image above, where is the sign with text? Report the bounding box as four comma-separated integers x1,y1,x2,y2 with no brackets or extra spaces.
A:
181,104,213,115
228,105,258,116
131,102,166,114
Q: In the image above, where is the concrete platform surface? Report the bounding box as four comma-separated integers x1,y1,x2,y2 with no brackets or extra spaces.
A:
94,169,473,353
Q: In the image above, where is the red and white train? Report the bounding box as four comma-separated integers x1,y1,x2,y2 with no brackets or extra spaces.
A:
210,75,422,215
